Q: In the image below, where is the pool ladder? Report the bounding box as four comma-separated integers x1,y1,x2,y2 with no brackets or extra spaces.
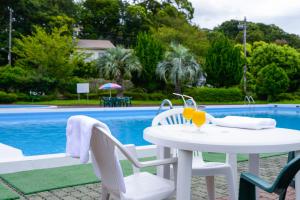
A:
157,99,173,115
244,95,255,105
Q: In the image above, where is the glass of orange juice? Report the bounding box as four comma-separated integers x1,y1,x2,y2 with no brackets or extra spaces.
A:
183,106,195,125
192,110,206,132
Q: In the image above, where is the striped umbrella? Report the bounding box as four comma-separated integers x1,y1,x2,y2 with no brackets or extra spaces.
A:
99,83,122,97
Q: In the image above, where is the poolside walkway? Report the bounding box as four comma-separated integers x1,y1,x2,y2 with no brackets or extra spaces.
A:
4,154,295,200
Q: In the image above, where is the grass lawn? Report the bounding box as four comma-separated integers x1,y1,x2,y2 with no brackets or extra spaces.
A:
14,99,300,106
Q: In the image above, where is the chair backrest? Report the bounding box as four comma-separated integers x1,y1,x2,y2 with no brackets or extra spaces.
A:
152,108,215,126
272,155,300,194
90,126,126,193
152,108,186,126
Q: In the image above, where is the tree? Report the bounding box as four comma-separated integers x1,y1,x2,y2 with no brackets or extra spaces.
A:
215,20,300,49
205,34,244,87
0,0,77,65
256,63,289,101
97,46,142,96
251,43,300,91
156,43,201,93
78,0,121,41
13,26,75,93
134,32,164,91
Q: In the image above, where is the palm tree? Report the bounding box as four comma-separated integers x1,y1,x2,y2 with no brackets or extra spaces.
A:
97,46,142,96
156,43,201,93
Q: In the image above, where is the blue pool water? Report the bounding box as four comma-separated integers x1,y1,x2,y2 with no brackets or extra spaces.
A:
0,106,299,156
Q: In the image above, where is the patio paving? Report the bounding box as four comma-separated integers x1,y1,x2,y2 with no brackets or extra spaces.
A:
4,154,296,200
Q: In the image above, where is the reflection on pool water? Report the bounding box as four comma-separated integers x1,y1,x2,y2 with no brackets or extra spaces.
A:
0,106,299,156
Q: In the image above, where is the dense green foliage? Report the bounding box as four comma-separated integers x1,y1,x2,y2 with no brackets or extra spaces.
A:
0,1,300,103
205,34,244,87
0,91,17,103
156,43,201,93
250,43,300,91
256,63,289,101
0,0,76,65
215,20,300,49
97,46,142,96
134,33,164,91
13,26,77,93
185,87,243,102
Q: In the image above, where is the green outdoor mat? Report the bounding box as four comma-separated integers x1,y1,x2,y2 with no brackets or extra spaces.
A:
203,152,286,163
0,182,19,200
0,154,285,195
0,157,156,195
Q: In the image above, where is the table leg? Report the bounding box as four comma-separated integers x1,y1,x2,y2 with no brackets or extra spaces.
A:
228,153,238,200
157,145,171,179
295,151,300,200
249,154,260,200
176,149,193,200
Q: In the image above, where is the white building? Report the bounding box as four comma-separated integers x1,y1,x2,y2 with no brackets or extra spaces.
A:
76,39,115,61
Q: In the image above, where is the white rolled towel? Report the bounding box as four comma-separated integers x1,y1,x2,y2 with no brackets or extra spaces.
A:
213,116,276,130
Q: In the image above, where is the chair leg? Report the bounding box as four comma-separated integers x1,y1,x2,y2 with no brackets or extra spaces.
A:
206,176,215,200
279,189,287,200
239,177,256,200
102,186,110,200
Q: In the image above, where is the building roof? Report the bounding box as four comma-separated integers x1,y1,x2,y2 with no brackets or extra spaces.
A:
77,39,115,50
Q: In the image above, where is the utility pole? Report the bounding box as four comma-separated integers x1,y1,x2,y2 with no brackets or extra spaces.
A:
243,17,247,95
8,7,13,66
238,16,247,94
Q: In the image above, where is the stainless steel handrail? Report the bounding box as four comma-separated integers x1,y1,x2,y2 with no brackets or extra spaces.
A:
157,99,173,115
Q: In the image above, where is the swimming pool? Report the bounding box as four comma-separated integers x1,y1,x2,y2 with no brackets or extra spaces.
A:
0,106,299,156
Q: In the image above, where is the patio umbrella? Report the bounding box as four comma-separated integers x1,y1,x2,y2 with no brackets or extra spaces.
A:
99,83,122,97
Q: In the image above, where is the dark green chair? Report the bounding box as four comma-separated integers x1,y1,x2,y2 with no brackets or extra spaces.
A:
101,97,113,107
239,155,300,200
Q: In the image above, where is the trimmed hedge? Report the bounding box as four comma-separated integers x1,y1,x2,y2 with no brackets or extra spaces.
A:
0,91,18,103
185,87,243,102
61,91,171,101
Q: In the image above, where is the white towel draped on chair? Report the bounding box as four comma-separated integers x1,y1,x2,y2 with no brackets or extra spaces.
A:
66,115,176,200
66,115,111,163
213,116,276,130
66,115,126,193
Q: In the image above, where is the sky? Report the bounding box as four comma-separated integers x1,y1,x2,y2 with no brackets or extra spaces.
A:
190,0,300,35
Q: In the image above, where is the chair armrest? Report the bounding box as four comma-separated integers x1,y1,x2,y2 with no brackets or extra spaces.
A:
241,172,273,192
139,157,177,168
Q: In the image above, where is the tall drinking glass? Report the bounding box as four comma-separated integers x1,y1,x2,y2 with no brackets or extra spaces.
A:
192,110,206,132
183,105,195,125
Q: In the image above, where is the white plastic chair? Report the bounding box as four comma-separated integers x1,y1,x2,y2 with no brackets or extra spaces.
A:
152,108,236,200
90,124,177,200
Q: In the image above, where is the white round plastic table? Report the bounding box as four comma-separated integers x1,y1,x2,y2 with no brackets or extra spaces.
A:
143,124,300,200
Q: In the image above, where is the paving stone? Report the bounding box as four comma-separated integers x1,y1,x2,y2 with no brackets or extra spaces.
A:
24,155,296,200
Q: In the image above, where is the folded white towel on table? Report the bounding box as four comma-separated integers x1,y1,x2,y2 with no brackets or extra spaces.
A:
213,116,276,130
66,115,111,163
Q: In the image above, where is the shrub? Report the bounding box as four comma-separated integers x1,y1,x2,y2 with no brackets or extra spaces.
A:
62,77,88,94
185,87,243,102
256,64,289,101
0,66,30,92
205,34,245,87
0,91,17,103
277,93,295,101
123,92,149,100
251,43,300,91
148,92,168,100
